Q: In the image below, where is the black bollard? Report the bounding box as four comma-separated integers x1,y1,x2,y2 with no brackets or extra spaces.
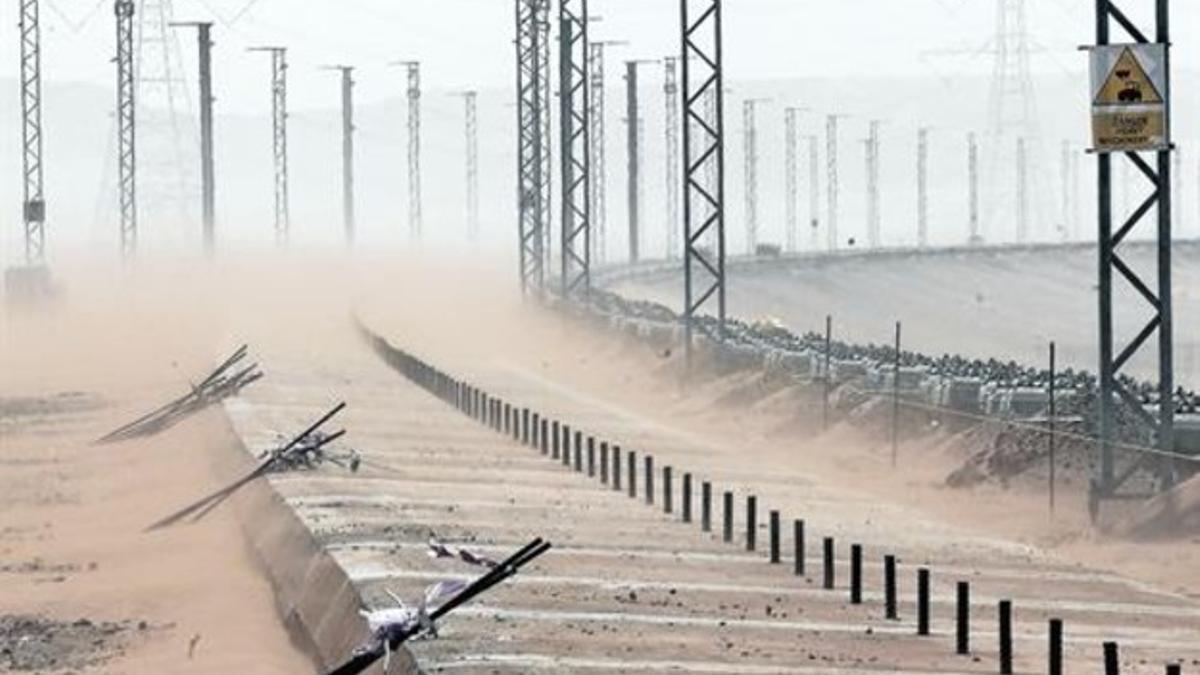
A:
573,431,583,472
746,496,757,551
884,555,897,620
769,511,780,564
552,421,560,459
1048,619,1063,675
701,482,712,532
663,466,673,514
794,520,805,576
522,408,529,444
722,491,734,543
823,537,835,590
917,568,931,636
504,403,510,435
850,544,863,604
1166,665,1181,675
587,437,595,477
956,581,970,655
682,473,692,522
540,418,548,454
532,412,539,447
644,456,654,505
600,442,609,483
628,450,637,498
562,425,572,466
1103,643,1119,675
998,600,1013,675
613,445,622,491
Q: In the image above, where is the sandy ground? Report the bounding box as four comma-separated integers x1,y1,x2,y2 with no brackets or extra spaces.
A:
0,258,322,674
4,251,1199,673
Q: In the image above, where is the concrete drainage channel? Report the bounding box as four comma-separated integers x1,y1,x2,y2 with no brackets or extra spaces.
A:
357,321,1199,675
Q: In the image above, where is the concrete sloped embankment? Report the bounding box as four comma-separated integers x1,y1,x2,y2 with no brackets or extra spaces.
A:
220,407,416,674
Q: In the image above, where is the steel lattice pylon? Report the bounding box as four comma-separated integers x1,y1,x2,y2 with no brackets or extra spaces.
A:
968,132,981,244
171,21,215,255
1091,0,1176,519
825,115,839,251
663,56,681,261
515,0,550,294
461,91,480,242
249,47,289,245
917,127,929,248
587,42,609,265
742,98,767,255
807,134,820,250
20,0,46,265
1016,136,1028,243
863,120,880,249
115,0,137,258
135,0,197,239
784,108,799,253
681,0,726,361
558,0,591,296
402,61,423,241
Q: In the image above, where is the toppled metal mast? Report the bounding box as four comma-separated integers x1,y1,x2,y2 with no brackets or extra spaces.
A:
20,0,46,265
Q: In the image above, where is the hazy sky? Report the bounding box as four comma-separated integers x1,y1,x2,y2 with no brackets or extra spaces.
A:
3,0,1197,113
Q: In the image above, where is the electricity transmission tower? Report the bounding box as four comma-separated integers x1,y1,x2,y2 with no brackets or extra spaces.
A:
116,0,137,257
742,98,768,255
20,0,46,265
393,61,423,241
917,127,930,248
681,0,726,362
1015,136,1028,243
863,120,881,249
825,115,841,251
455,91,480,242
784,107,800,253
171,21,215,255
663,56,681,260
322,65,355,245
248,46,289,245
587,40,624,265
559,0,591,296
968,132,981,244
516,0,551,294
986,0,1041,242
807,134,820,251
135,0,198,239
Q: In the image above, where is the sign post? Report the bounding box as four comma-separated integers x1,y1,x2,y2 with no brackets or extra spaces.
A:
1089,43,1169,153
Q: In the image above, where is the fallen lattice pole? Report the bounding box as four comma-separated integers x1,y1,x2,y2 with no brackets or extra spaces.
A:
97,345,263,444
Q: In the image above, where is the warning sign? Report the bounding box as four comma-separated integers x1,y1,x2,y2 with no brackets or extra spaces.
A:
1089,44,1169,152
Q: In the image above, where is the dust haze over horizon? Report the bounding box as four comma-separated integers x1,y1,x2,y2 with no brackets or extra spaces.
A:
1,1,1199,264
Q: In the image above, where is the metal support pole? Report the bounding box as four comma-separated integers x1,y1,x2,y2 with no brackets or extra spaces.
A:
115,0,137,258
701,481,712,531
793,520,805,576
644,454,654,504
968,132,981,244
742,98,768,254
956,581,970,655
917,568,931,635
808,134,820,250
516,0,550,294
664,56,681,260
745,495,756,551
999,600,1014,675
681,0,726,365
681,472,692,521
917,127,930,247
864,120,881,248
884,554,898,619
1092,0,1176,516
624,60,645,264
249,47,289,245
722,490,733,543
826,115,840,251
459,91,480,242
823,315,833,430
1016,136,1028,243
822,537,835,589
663,466,672,513
784,108,800,253
322,65,355,245
1049,340,1057,515
390,61,423,240
559,2,591,295
1049,619,1063,675
613,445,622,491
892,321,902,467
20,0,46,265
850,543,862,603
173,21,215,255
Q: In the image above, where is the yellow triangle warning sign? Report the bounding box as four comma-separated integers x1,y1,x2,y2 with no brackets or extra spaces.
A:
1094,47,1163,106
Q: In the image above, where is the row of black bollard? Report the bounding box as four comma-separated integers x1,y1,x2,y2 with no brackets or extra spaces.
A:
363,334,1185,675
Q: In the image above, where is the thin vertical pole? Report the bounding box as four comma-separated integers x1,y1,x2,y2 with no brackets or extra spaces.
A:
1049,340,1057,516
892,321,901,466
823,315,833,430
